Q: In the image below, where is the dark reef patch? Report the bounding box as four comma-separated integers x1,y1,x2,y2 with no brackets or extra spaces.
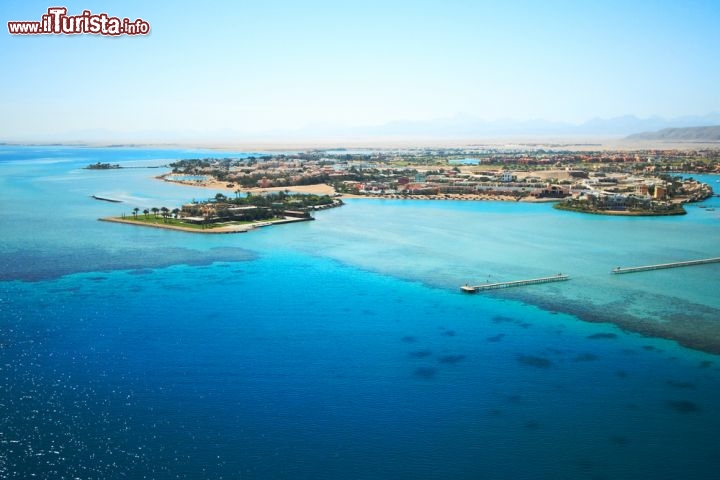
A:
505,395,525,404
573,353,599,362
493,285,720,356
666,400,700,413
441,329,456,337
523,421,541,430
401,336,417,343
517,355,553,368
587,333,618,340
546,347,569,356
489,314,532,328
438,354,466,364
610,435,629,445
666,380,695,389
699,360,714,369
492,315,515,324
615,370,628,378
414,366,437,379
408,350,432,358
575,458,596,473
0,246,258,282
487,333,505,342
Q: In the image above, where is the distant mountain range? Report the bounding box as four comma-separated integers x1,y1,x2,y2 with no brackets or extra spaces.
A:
625,125,720,142
6,113,720,144
280,113,720,138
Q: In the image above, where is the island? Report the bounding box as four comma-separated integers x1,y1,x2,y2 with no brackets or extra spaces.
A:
85,162,121,169
101,191,342,234
552,174,712,215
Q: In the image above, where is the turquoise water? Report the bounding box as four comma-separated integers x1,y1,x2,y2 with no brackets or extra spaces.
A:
448,158,481,165
1,146,719,479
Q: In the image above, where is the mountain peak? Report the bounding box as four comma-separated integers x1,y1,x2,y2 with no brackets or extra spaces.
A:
626,125,720,141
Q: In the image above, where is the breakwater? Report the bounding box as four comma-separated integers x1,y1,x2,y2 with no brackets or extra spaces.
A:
612,257,720,274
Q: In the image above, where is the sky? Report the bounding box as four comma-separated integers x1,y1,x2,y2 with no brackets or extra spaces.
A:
1,0,720,141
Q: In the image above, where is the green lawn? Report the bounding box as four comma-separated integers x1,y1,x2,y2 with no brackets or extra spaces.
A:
119,215,282,229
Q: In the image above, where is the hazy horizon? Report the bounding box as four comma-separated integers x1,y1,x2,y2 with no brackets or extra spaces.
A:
2,1,720,142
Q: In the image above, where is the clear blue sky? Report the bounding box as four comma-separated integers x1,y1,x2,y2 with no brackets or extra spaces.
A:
1,0,719,139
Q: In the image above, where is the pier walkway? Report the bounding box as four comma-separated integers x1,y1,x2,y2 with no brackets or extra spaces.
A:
461,273,569,293
612,257,720,274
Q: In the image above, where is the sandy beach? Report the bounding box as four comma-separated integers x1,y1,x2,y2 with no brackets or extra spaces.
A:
100,216,311,234
161,176,338,196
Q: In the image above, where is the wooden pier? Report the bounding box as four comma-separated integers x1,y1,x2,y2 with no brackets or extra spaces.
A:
461,273,569,293
612,257,720,274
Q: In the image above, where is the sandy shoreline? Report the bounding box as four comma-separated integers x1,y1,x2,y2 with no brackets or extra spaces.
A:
161,177,338,196
100,216,311,234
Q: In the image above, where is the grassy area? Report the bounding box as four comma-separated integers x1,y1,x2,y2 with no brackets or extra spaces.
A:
116,215,281,229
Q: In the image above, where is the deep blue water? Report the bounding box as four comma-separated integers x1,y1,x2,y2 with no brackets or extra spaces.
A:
1,146,719,479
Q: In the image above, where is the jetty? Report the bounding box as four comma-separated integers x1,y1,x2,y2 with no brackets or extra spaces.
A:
91,195,122,203
612,257,720,274
461,273,569,293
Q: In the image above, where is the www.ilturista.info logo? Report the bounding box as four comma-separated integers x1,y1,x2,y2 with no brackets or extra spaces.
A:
8,7,150,36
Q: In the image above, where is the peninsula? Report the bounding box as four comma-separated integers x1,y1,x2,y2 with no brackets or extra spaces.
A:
102,191,342,234
158,147,716,214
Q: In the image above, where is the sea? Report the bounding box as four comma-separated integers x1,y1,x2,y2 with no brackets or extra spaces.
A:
1,146,719,479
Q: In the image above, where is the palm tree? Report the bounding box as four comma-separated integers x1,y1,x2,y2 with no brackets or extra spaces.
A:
151,207,159,218
160,207,169,222
143,209,150,218
172,208,180,219
132,207,139,218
